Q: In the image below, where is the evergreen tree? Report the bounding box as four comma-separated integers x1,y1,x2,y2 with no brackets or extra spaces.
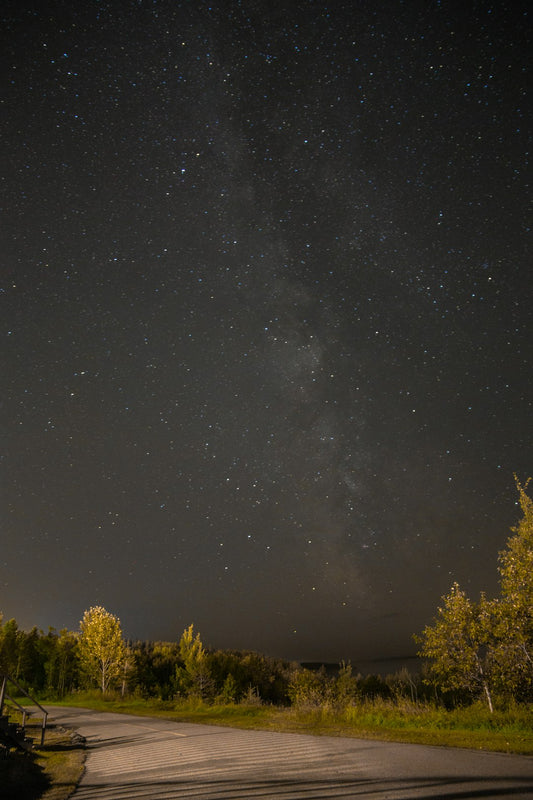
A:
175,624,213,699
0,618,22,678
54,628,80,696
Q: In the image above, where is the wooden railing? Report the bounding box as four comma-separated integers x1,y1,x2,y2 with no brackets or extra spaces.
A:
0,672,48,747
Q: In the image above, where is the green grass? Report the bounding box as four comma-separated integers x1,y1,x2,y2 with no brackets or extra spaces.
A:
339,699,533,753
49,693,533,755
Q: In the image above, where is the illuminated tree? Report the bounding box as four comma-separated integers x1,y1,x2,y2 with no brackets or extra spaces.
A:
179,623,205,670
491,477,533,699
416,583,495,712
417,477,533,707
288,666,332,709
175,624,213,699
78,606,126,693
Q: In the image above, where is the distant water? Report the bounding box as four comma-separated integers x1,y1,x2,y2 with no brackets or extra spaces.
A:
302,656,421,677
353,655,421,677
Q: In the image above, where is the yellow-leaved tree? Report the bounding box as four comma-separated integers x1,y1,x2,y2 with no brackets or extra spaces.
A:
416,477,532,709
78,606,127,693
416,583,496,712
491,477,533,699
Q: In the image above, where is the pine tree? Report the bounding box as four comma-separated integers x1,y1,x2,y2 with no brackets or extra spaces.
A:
175,624,213,699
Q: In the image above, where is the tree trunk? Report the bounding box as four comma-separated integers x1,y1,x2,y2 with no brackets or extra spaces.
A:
476,655,493,713
482,678,494,713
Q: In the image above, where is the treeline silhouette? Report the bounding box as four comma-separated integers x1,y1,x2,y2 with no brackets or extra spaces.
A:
0,615,431,707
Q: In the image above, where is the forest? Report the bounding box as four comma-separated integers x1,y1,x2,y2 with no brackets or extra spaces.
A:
0,614,414,707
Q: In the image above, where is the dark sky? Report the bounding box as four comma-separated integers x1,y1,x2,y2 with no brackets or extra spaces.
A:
2,0,531,665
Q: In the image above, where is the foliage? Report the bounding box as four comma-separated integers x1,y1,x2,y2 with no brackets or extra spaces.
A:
385,667,419,703
416,476,533,709
288,666,332,709
0,617,24,678
333,661,360,707
130,640,181,699
43,628,80,697
174,623,213,699
416,583,495,711
218,673,239,704
0,620,78,696
288,662,360,711
491,477,533,699
78,606,127,693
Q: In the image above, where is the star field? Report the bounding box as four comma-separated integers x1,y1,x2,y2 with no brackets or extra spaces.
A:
1,0,531,664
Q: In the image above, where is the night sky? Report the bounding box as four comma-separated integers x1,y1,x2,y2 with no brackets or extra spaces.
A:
2,1,531,666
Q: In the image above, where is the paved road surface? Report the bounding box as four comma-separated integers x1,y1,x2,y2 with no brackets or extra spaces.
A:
49,706,533,799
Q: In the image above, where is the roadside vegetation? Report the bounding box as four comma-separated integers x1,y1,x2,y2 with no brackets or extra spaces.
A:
46,690,533,754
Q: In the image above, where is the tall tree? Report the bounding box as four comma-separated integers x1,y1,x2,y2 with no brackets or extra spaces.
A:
416,478,533,708
78,606,126,693
491,477,533,699
175,624,213,699
0,618,22,678
178,624,204,668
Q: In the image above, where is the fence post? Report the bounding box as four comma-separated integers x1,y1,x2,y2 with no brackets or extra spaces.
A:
40,712,48,747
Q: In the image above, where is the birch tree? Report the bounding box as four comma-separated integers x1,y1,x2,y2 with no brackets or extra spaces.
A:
78,606,126,693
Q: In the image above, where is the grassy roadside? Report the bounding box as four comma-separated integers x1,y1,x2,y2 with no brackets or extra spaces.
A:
2,695,530,799
0,721,85,800
49,694,533,755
